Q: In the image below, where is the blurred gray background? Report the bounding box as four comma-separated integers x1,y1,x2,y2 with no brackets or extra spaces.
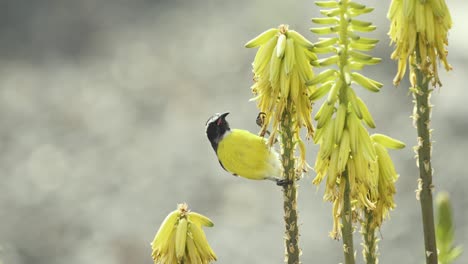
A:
0,0,467,263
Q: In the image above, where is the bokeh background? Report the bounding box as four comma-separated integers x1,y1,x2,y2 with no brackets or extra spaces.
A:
0,0,467,263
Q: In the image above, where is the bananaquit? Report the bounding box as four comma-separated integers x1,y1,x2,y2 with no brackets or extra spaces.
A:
206,112,284,184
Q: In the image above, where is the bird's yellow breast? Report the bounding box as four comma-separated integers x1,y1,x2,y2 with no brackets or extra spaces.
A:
217,129,281,180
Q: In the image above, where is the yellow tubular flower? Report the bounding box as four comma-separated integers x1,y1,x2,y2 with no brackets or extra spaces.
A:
246,24,316,172
151,203,216,264
310,1,405,244
388,0,452,86
370,142,400,229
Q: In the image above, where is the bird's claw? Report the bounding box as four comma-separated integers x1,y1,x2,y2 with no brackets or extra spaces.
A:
276,179,293,187
256,112,267,127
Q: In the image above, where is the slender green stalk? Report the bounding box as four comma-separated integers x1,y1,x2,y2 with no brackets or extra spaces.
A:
280,104,300,264
413,43,438,264
341,172,355,264
337,2,355,263
311,0,389,262
362,211,377,264
245,25,313,264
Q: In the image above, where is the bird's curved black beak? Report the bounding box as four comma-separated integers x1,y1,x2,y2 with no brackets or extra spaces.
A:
219,112,229,120
216,112,230,126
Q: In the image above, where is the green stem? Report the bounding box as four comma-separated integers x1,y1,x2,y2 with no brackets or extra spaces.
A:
341,172,355,264
280,104,300,264
414,42,438,264
362,211,377,264
337,1,354,263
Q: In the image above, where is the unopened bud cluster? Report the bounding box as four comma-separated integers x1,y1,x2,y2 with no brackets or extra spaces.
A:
151,203,216,264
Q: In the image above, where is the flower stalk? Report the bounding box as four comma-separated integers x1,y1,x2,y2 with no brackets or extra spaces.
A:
341,173,355,264
388,0,453,263
336,4,355,262
246,25,316,263
280,104,300,264
310,1,405,263
413,43,438,263
361,210,378,264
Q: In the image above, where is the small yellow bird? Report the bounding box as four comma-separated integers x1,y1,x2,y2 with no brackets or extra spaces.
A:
206,112,286,185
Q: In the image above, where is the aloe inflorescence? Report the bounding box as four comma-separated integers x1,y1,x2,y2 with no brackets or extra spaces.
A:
388,1,453,263
246,25,316,173
246,24,317,264
308,0,405,263
388,0,452,86
151,203,216,264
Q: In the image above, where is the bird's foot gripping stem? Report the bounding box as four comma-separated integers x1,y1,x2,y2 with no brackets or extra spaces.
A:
256,112,269,137
256,112,280,144
276,179,293,187
256,112,267,127
266,177,293,186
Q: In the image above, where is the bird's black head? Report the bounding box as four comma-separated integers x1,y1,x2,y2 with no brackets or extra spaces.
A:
206,112,230,151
